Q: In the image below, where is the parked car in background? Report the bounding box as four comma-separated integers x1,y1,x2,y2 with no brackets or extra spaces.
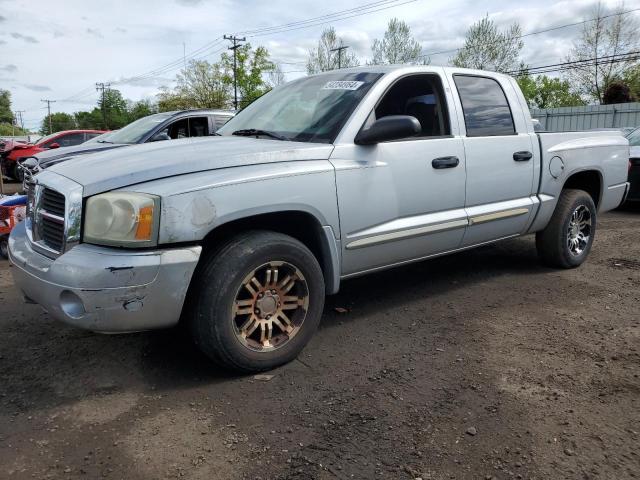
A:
19,110,235,178
1,130,106,180
8,66,630,372
626,126,640,203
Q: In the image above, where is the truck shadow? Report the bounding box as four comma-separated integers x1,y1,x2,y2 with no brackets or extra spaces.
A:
1,236,549,413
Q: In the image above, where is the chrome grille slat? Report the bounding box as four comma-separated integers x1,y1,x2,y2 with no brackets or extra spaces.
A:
41,189,66,217
26,172,83,258
39,188,66,252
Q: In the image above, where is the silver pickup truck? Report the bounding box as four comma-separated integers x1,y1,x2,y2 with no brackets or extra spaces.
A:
8,66,630,372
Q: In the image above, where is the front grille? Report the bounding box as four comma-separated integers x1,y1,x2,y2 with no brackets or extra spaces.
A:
41,188,66,217
41,218,65,251
26,174,82,257
30,186,67,254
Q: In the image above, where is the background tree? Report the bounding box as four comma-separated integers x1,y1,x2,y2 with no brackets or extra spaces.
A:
126,99,158,122
307,27,359,74
74,110,103,130
564,2,639,104
451,15,524,73
267,64,286,88
623,64,640,100
40,112,76,134
0,123,29,136
158,59,229,111
370,18,422,65
0,90,13,124
221,44,274,108
517,74,585,108
602,80,635,104
99,88,129,129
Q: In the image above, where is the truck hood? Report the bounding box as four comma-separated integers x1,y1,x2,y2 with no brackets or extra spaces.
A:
48,136,335,196
35,142,128,168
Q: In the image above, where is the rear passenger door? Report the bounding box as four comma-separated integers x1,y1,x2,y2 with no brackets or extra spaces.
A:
450,74,537,246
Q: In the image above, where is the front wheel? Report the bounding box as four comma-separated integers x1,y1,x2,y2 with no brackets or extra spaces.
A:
536,189,597,268
188,231,325,373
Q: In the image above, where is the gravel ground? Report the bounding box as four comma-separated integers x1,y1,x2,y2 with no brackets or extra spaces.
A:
0,207,639,480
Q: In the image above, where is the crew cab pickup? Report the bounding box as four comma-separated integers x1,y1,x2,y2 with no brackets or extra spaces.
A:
8,66,630,372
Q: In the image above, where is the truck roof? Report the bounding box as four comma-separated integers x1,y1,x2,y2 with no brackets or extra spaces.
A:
162,109,236,117
309,64,513,81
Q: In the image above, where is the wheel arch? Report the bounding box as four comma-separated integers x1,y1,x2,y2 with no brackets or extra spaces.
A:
200,209,341,294
561,169,603,209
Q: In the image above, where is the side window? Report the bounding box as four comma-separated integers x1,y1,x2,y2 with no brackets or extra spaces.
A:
166,119,189,139
189,117,209,137
213,115,231,131
453,75,515,137
373,74,451,138
51,133,85,147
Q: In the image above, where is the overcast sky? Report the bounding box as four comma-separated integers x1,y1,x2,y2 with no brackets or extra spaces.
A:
0,0,636,130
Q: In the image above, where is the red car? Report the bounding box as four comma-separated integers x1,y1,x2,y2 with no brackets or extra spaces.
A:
0,129,106,180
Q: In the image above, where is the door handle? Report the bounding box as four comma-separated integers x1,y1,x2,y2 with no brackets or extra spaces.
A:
432,156,459,169
513,151,533,162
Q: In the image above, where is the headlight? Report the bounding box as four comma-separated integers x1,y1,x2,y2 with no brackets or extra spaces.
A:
83,192,160,247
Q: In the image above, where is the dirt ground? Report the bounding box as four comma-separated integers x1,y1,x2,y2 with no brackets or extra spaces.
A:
0,206,638,480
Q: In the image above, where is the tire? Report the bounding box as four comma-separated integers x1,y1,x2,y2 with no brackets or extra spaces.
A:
0,236,8,259
188,230,325,373
536,189,597,268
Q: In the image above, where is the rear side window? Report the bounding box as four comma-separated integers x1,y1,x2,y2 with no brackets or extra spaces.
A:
453,75,515,137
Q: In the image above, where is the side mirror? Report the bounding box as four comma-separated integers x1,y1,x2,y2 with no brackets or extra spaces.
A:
354,115,421,145
49,142,60,149
150,132,171,142
19,157,39,169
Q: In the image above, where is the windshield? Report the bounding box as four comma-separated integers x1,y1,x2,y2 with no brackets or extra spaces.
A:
627,127,640,146
85,131,115,144
105,113,173,144
36,132,61,145
218,72,383,143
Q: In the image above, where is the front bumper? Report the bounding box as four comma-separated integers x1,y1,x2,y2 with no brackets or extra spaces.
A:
8,222,202,333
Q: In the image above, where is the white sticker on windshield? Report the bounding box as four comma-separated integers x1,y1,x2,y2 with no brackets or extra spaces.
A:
322,80,365,91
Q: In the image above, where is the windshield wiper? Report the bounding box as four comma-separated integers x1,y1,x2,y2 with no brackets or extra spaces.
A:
232,128,288,141
96,140,114,144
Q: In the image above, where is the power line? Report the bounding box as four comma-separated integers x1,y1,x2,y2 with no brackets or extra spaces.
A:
234,0,408,36
413,6,640,60
242,0,418,38
511,51,640,76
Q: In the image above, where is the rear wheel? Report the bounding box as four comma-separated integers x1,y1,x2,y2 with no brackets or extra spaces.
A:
536,189,596,268
0,236,8,259
188,231,325,372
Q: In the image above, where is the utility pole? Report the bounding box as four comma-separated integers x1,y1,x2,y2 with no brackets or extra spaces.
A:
14,110,25,130
183,42,187,72
330,45,349,69
224,34,246,110
41,99,56,134
95,82,111,129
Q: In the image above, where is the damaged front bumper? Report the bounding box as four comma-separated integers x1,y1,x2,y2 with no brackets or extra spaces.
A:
8,222,201,333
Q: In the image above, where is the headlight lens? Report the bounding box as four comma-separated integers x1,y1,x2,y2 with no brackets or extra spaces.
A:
83,192,160,247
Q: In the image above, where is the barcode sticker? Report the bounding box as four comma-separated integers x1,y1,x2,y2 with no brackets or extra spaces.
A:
322,81,364,90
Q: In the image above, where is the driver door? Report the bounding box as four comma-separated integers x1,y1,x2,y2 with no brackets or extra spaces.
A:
331,73,468,276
